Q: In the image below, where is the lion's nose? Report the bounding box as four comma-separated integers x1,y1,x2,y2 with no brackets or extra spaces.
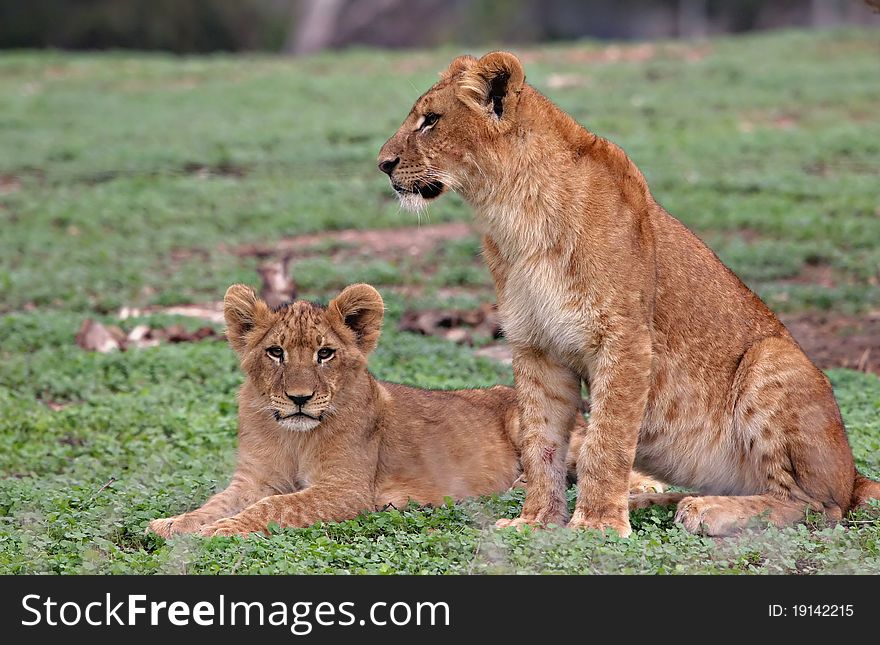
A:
378,156,400,175
287,393,314,407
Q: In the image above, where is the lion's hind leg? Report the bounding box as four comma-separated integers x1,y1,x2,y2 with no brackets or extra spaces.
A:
628,491,691,510
671,336,855,536
630,492,822,535
673,494,828,536
852,474,880,509
628,470,665,494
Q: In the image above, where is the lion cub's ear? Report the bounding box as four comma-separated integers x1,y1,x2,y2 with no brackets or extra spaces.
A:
458,51,525,120
440,54,477,80
223,283,272,354
328,284,384,355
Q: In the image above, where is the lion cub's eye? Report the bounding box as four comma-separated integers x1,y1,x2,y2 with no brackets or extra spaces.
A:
316,347,335,363
421,112,440,130
266,346,284,360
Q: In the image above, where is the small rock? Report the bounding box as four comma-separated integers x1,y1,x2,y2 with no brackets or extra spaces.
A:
126,324,151,343
443,328,471,344
75,319,121,353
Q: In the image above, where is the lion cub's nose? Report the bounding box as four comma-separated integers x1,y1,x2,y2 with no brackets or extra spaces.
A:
287,393,314,407
378,156,400,175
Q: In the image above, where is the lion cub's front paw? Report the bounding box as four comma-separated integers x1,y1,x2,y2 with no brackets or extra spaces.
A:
200,517,263,538
566,508,632,538
148,514,204,538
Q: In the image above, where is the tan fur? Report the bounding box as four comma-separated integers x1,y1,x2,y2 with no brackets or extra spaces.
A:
148,284,661,538
377,51,880,537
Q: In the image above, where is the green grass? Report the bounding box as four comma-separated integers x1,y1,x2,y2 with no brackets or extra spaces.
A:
1,29,879,574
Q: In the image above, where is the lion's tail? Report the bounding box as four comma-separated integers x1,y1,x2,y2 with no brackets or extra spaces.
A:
851,472,880,510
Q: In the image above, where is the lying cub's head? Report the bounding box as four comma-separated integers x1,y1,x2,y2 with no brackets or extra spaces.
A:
224,283,384,432
377,51,526,211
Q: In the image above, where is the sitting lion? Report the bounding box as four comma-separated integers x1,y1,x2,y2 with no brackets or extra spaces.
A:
376,51,880,536
149,283,662,538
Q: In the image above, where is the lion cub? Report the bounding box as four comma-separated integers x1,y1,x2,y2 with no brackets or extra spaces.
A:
378,51,880,536
149,283,661,537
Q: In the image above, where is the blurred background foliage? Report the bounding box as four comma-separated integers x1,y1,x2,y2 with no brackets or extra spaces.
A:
1,0,878,55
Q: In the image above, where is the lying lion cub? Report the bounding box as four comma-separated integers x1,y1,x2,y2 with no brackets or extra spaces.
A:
149,283,661,537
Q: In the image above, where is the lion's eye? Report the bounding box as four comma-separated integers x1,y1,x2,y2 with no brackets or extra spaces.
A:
266,346,284,360
316,347,335,362
421,112,440,129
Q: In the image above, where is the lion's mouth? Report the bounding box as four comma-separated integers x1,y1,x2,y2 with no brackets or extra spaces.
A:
274,410,320,422
393,180,445,200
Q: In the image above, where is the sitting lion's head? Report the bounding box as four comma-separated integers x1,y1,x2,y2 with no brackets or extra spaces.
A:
223,283,384,432
377,51,526,211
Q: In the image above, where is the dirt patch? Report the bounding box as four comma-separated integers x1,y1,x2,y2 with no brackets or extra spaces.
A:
168,247,211,263
777,263,838,289
521,42,711,66
76,318,221,353
780,311,880,375
1,162,250,190
90,161,249,185
119,302,226,325
711,227,765,244
389,285,495,301
803,159,879,178
473,344,513,365
546,73,591,90
0,174,22,195
182,161,248,179
460,311,880,376
399,303,501,345
738,111,800,134
234,221,474,261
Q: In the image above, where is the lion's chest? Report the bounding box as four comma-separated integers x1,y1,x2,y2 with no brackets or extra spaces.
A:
499,259,591,362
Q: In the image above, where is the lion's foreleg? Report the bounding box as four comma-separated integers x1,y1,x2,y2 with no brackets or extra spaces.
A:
148,475,270,537
568,328,652,537
495,346,581,530
200,485,374,536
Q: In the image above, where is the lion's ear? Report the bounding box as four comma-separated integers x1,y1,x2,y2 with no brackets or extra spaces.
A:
458,51,525,119
440,54,477,80
224,283,271,354
328,284,384,355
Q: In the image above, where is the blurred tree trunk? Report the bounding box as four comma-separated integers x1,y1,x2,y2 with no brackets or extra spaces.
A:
677,0,708,38
285,0,408,55
285,0,345,54
810,0,843,26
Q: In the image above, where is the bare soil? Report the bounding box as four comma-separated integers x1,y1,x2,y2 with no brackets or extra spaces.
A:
780,311,880,375
234,221,474,261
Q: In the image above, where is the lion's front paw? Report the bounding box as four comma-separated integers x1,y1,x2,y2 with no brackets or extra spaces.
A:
494,508,567,531
566,508,632,538
148,514,204,538
200,517,263,538
494,517,537,531
148,517,176,538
